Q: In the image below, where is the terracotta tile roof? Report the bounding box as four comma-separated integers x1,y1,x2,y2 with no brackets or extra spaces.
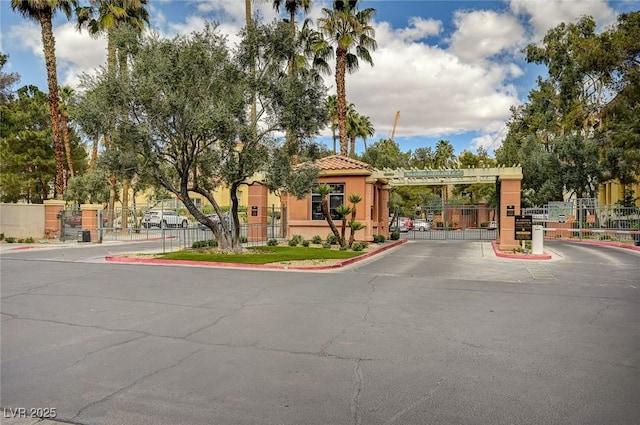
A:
307,155,373,171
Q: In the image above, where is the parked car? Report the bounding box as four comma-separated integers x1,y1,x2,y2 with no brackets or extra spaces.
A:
65,214,82,227
389,217,410,233
65,214,108,227
486,221,497,230
198,214,231,230
413,219,432,231
141,210,189,228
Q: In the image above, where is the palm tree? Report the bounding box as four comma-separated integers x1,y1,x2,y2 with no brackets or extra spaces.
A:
272,0,312,74
11,0,77,199
434,139,456,168
347,193,362,247
59,85,75,178
326,94,339,154
358,114,374,151
346,105,359,156
318,0,377,156
434,139,456,206
76,0,148,71
77,0,149,228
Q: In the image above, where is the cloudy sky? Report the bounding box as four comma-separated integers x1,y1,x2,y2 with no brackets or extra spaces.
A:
1,0,635,156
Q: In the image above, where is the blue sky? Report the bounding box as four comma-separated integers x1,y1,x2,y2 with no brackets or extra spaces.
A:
1,0,636,156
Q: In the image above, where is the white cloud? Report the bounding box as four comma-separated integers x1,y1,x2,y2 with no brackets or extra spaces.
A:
7,21,106,89
337,16,521,142
448,10,526,63
509,0,617,40
396,17,442,42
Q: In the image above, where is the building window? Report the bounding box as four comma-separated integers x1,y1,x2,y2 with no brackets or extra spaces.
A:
311,183,344,220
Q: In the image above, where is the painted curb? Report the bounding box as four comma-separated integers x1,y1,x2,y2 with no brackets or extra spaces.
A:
105,239,408,271
544,238,640,252
491,241,552,260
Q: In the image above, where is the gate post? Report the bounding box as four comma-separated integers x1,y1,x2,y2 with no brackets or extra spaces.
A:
498,177,522,250
43,200,66,240
248,184,268,242
81,204,104,243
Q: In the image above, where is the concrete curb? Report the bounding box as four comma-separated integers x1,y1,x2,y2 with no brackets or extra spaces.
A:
491,241,552,260
544,238,640,252
105,239,408,271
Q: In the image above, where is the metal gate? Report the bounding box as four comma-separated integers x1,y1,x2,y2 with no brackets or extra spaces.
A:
399,203,497,241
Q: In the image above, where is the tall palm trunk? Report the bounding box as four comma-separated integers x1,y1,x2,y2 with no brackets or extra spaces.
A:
106,30,118,227
60,111,74,177
119,50,130,230
335,47,348,156
40,14,65,199
349,135,356,156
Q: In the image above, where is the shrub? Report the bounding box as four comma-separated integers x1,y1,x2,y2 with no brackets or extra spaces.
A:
0,233,4,241
25,237,35,243
326,233,337,245
352,242,366,252
311,235,322,244
322,242,331,249
339,245,348,251
240,236,248,243
373,234,385,243
192,239,217,249
302,240,310,247
390,231,400,240
267,238,278,246
291,234,304,244
17,238,25,243
599,234,613,241
5,237,15,243
288,238,298,246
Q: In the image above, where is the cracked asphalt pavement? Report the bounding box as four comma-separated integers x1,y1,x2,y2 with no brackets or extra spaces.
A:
1,240,639,424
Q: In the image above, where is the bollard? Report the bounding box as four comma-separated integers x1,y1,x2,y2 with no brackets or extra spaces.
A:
532,225,544,255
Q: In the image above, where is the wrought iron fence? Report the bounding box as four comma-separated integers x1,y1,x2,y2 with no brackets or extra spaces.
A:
522,202,640,244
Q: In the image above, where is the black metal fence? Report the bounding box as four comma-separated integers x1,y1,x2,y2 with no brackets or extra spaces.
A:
522,200,640,244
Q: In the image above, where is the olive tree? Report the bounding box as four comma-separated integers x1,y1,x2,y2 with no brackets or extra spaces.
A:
79,23,327,249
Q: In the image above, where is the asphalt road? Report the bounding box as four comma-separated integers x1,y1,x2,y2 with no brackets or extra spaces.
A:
1,240,639,425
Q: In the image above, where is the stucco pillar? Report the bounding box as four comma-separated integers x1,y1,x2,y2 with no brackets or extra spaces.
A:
498,177,522,250
81,204,104,243
364,183,374,241
43,200,65,240
380,186,390,238
248,184,268,242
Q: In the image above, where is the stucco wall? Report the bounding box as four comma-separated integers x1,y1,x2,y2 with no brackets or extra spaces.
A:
0,203,45,239
284,175,387,242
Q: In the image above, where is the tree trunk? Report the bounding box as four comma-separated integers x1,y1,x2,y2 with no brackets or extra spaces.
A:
122,179,129,230
60,111,74,177
108,174,117,227
90,134,99,169
349,135,356,156
321,196,343,246
335,47,348,156
39,14,65,199
230,182,242,249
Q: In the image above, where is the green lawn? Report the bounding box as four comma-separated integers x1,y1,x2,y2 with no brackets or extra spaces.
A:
156,245,364,264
